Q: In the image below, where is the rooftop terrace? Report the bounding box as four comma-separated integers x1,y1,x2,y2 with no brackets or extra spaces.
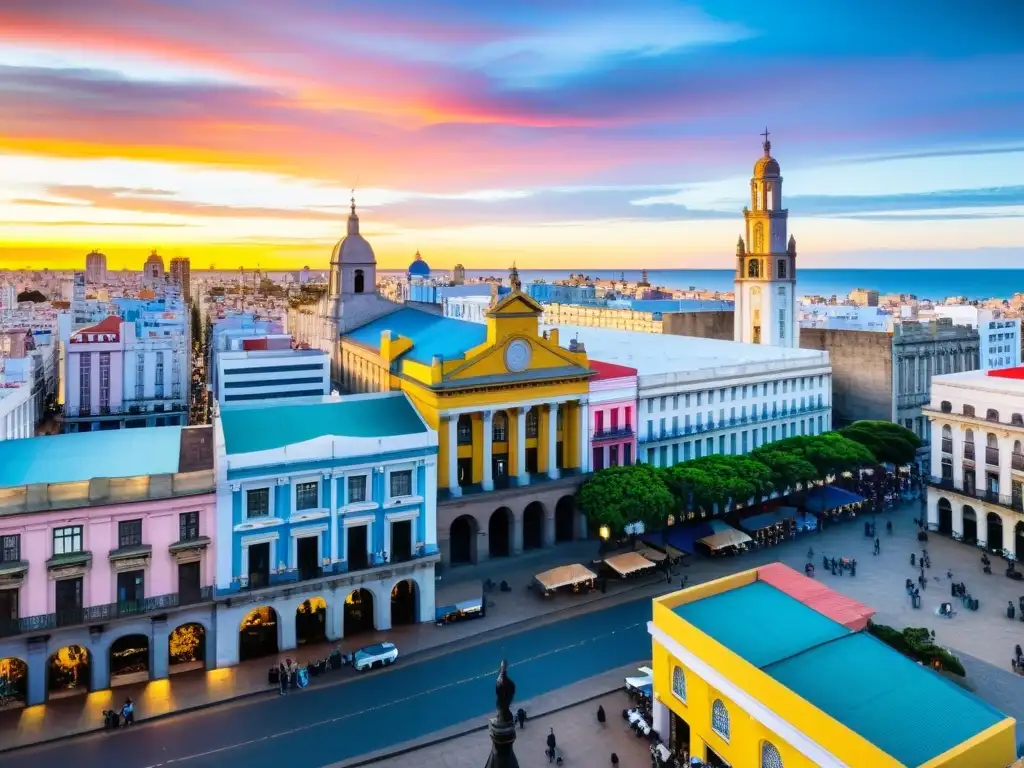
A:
344,307,487,365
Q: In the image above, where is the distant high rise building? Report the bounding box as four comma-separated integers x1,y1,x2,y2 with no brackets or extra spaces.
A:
143,250,165,288
452,263,466,285
85,250,107,284
170,257,191,304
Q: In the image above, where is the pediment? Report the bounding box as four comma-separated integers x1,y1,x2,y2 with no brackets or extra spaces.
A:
487,291,543,317
444,334,589,383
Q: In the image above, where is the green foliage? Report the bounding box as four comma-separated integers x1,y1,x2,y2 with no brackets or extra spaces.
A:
664,455,773,512
576,462,674,535
748,443,819,490
840,420,923,466
867,622,965,677
753,434,874,479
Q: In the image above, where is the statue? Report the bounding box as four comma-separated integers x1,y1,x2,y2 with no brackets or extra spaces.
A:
509,263,522,293
484,660,519,768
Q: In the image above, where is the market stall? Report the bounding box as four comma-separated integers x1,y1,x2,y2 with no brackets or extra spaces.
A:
534,563,597,596
804,486,867,522
696,527,752,556
604,551,657,578
635,546,668,563
435,581,485,624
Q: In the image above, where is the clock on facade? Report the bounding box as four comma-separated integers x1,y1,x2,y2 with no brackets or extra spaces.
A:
504,339,532,372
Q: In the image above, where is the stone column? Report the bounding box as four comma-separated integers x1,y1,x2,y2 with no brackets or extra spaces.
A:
998,435,1013,496
151,617,170,680
515,408,528,485
26,638,47,706
279,607,297,651
926,490,938,529
952,425,963,483
547,403,560,480
88,627,110,691
653,698,669,741
577,399,590,473
215,607,240,668
952,503,964,539
512,510,524,555
447,415,461,497
328,473,339,566
326,597,344,641
1003,513,1016,556
482,411,494,491
424,458,438,553
374,584,392,631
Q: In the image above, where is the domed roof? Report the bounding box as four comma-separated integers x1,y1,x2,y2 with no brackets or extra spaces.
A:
408,250,430,277
330,198,375,265
754,132,781,178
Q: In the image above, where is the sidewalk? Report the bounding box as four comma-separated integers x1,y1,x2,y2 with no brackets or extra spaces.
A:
0,539,666,753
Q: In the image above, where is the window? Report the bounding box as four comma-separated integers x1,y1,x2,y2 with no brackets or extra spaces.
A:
79,353,92,412
155,351,165,398
671,666,687,702
1,534,20,563
711,699,730,740
963,404,976,418
179,511,199,541
348,475,367,503
99,352,111,409
779,308,786,340
53,526,83,555
390,469,412,498
135,354,145,400
118,519,143,548
761,741,784,768
672,395,679,409
778,259,787,279
526,409,539,438
986,408,1000,422
295,481,319,511
457,414,473,444
492,411,507,442
354,269,365,293
246,488,270,518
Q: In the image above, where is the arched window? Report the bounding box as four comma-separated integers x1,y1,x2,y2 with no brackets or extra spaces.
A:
711,699,730,740
1013,413,1024,426
986,408,1000,422
761,741,784,768
753,223,764,253
354,269,365,294
940,401,952,413
963,404,976,418
987,433,998,448
941,425,952,453
671,666,686,702
747,260,760,278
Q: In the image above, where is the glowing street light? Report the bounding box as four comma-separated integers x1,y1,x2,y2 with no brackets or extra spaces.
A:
599,525,611,541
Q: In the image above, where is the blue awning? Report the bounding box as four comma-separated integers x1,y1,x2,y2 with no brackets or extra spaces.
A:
645,521,714,555
804,486,866,514
739,506,798,533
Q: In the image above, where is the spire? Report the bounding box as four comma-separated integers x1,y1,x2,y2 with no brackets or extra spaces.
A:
509,262,522,293
347,191,360,236
736,235,745,256
788,234,797,254
483,660,519,768
761,127,771,157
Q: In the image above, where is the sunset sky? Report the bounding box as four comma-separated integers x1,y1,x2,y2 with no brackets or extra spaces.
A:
1,0,1022,272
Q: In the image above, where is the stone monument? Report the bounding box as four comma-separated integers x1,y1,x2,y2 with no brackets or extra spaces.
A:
484,659,519,768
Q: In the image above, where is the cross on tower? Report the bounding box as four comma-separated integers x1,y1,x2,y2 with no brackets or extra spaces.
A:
761,128,771,156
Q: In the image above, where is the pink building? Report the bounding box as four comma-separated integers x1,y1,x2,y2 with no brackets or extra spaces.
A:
588,360,639,470
0,425,215,706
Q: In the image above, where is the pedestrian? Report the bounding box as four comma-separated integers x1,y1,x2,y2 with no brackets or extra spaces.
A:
873,537,880,555
597,704,606,724
516,707,527,729
546,728,557,763
120,697,134,726
278,661,287,695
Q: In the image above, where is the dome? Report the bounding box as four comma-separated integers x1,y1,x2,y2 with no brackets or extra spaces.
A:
408,250,430,277
754,154,780,178
330,200,375,265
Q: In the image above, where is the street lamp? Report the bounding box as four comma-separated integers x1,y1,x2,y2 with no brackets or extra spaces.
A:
598,525,610,541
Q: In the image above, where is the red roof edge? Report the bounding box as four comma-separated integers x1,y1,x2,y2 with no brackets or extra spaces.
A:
756,562,876,632
589,359,638,380
75,315,122,337
987,367,1024,379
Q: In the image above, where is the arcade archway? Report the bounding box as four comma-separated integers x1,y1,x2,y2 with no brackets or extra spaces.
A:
522,502,544,550
296,597,327,645
169,623,206,673
239,606,279,662
391,579,418,626
489,507,512,558
449,515,478,565
109,634,149,684
937,498,953,535
344,588,375,636
555,496,576,542
962,506,978,544
47,645,90,697
987,512,1004,553
0,657,28,707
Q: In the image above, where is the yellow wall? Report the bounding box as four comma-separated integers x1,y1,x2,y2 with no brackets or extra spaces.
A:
920,720,1017,768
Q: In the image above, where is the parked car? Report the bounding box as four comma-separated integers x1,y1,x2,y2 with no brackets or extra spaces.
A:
353,642,398,671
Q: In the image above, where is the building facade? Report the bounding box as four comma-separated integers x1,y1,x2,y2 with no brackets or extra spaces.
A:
85,250,107,285
588,360,638,471
0,382,34,440
0,426,216,707
214,347,330,405
143,250,165,288
169,257,191,305
211,393,439,668
925,367,1024,559
921,306,1020,371
650,566,1015,768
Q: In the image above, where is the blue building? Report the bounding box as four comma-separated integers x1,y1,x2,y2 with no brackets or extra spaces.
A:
211,392,439,667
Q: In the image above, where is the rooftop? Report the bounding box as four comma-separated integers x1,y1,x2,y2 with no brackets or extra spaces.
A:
546,325,827,377
933,367,1024,395
0,426,204,488
345,307,487,365
219,392,429,455
589,359,639,381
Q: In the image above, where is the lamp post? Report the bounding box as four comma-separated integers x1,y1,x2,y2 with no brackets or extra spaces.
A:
598,524,610,556
484,660,519,768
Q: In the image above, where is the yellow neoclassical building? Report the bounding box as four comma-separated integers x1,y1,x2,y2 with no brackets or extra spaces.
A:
649,564,1016,768
339,268,594,564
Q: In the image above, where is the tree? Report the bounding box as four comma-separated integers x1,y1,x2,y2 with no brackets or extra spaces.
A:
664,455,773,514
841,420,923,466
751,434,873,479
576,463,675,535
867,622,965,676
749,444,819,490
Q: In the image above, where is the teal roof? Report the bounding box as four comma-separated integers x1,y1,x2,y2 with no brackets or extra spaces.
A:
673,581,851,667
219,393,428,455
765,633,1007,766
0,427,186,487
344,307,487,365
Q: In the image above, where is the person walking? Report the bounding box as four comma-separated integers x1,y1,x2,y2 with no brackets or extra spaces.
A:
278,661,287,695
516,707,527,729
120,697,134,726
873,537,880,555
546,728,557,763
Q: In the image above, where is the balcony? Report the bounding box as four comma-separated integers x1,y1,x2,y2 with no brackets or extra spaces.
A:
62,401,188,421
637,403,830,444
0,588,214,639
927,476,1024,512
592,426,634,442
964,444,975,460
986,448,1000,466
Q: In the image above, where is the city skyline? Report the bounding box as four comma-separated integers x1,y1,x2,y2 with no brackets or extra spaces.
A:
1,1,1022,271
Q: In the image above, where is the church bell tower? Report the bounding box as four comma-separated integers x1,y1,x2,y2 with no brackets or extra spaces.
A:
733,130,798,348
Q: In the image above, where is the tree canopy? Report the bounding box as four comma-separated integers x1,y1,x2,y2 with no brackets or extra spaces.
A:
576,462,675,535
664,455,774,512
840,420,923,466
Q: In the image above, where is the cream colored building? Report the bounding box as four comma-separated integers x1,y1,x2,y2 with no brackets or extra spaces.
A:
540,302,665,333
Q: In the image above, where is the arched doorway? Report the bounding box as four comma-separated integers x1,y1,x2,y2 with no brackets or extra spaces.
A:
489,507,512,557
962,506,978,544
109,634,150,685
937,498,953,535
522,502,544,550
987,512,1004,553
296,597,327,645
391,579,418,626
239,606,279,662
168,623,206,673
1016,521,1024,562
0,658,28,707
344,588,375,636
47,645,90,697
449,515,478,565
555,496,576,542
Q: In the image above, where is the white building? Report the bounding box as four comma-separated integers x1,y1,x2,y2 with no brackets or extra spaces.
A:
214,348,330,405
545,325,832,468
0,378,34,440
925,367,1024,560
0,282,16,312
799,303,894,332
443,295,492,324
919,306,1020,371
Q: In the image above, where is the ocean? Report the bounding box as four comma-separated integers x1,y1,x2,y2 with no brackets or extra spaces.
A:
447,269,1024,302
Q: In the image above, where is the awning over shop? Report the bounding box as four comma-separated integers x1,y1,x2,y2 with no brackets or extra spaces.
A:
804,485,866,515
434,581,484,620
645,522,714,555
697,528,752,551
794,509,818,532
739,506,798,533
635,546,667,562
604,551,656,576
535,563,597,591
